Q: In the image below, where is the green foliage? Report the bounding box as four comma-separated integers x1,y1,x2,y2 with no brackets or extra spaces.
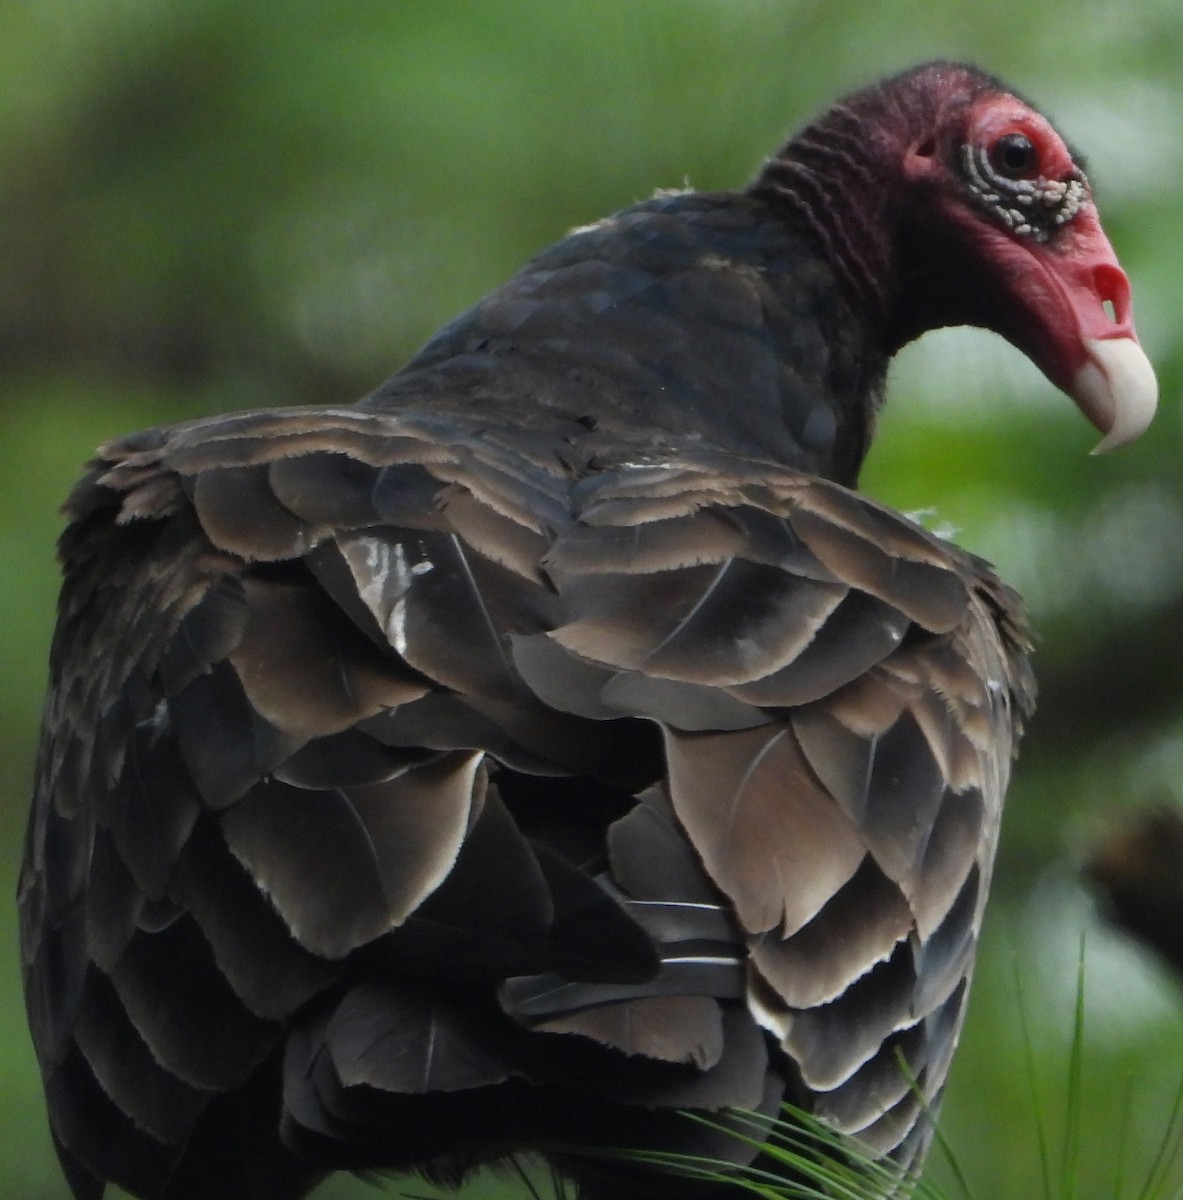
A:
2,4,1181,1198
595,948,1183,1200
607,1106,947,1200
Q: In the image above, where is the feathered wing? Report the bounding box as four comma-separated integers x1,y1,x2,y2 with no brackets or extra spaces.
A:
518,456,1033,1163
20,406,1032,1199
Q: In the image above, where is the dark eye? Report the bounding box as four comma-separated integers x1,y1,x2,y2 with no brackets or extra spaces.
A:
989,132,1038,179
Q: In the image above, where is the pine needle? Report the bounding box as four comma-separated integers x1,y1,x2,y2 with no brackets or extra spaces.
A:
1013,951,1055,1200
1059,934,1088,1200
1134,1064,1183,1200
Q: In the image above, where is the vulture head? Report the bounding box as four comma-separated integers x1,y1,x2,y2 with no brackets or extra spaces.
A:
754,61,1157,452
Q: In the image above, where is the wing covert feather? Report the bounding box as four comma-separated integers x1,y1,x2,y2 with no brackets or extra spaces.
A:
535,459,1032,1156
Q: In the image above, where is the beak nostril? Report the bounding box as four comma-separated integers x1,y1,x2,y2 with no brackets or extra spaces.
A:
1093,263,1131,325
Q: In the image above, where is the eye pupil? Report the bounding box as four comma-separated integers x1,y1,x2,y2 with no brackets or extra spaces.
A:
991,132,1037,178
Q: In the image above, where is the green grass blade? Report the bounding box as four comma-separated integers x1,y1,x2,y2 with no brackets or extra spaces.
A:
1112,1071,1136,1200
600,1103,950,1200
1013,951,1054,1200
1060,935,1087,1200
892,1049,977,1200
1134,1060,1183,1200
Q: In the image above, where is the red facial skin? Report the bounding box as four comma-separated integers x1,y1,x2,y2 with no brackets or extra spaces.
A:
899,93,1154,448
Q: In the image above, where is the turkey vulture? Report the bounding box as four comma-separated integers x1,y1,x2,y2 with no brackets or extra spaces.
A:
20,61,1155,1200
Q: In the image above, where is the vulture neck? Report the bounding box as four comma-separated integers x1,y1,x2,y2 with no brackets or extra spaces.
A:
747,102,913,346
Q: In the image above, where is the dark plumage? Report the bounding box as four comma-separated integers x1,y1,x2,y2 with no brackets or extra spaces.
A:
20,62,1154,1200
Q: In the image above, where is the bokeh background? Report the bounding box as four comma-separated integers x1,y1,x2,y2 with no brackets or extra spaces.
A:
2,2,1181,1198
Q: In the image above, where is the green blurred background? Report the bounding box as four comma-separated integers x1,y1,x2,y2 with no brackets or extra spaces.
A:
2,2,1181,1197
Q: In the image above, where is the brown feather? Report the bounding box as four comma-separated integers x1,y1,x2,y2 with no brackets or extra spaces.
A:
327,982,513,1094
536,995,725,1068
749,858,912,1009
228,577,426,739
664,723,866,937
192,465,320,561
